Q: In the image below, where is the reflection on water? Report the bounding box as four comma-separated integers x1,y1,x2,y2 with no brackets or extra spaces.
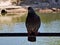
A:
0,13,27,33
0,13,60,33
38,13,60,33
0,13,60,45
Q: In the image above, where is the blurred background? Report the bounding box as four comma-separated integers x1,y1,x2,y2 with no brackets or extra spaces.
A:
0,0,60,45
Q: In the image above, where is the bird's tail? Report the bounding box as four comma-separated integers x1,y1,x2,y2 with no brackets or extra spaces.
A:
28,36,36,42
28,32,36,42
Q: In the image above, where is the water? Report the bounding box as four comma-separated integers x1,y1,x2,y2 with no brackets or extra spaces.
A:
0,13,60,45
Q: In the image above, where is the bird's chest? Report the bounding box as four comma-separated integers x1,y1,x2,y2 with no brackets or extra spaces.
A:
27,17,36,25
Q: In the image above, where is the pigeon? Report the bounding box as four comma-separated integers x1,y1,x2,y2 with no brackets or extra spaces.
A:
26,7,41,42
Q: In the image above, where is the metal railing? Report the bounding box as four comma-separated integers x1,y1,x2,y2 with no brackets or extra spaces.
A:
0,33,60,37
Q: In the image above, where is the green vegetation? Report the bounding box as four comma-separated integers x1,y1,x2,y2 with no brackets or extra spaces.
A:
36,12,60,23
8,12,60,24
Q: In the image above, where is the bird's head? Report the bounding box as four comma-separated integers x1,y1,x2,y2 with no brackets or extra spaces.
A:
28,7,33,10
28,7,35,13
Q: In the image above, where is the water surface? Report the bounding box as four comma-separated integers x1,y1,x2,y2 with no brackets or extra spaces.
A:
0,13,60,33
0,13,60,45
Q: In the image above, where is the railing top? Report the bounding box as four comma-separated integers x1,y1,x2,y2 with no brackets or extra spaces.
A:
0,33,60,37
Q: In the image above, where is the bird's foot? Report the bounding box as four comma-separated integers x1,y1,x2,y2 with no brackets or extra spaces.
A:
35,32,40,36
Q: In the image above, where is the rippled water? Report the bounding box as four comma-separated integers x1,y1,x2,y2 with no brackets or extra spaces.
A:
0,13,60,45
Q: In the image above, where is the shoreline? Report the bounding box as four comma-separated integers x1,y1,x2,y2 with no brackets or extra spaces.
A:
6,8,60,13
0,6,60,14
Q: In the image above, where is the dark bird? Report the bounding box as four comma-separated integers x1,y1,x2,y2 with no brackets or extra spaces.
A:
26,7,41,42
1,9,7,16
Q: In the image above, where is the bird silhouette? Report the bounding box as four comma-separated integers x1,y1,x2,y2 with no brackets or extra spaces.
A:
1,9,7,16
26,7,41,42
